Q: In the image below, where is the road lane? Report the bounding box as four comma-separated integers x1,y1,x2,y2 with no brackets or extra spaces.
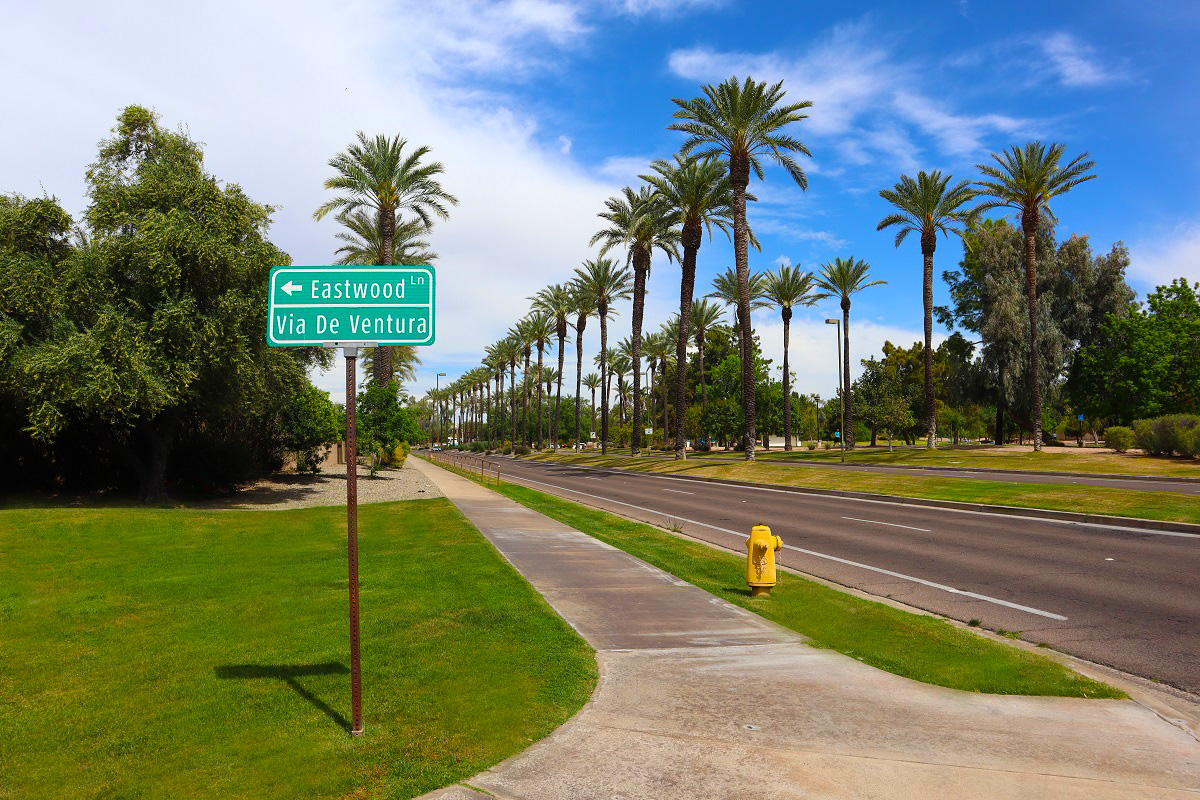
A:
452,454,1200,694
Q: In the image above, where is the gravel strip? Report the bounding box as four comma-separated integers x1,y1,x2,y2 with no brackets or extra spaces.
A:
199,458,443,510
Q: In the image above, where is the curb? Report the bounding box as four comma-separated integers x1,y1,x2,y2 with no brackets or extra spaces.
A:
517,456,1200,536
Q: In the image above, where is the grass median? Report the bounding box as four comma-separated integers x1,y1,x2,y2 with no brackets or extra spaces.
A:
425,456,1122,699
684,444,1200,478
521,452,1200,525
0,499,596,799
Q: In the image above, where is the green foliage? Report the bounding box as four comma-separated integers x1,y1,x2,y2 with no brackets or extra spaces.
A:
1103,426,1134,453
357,381,422,475
279,385,342,474
1071,280,1200,422
1131,414,1200,458
0,107,329,498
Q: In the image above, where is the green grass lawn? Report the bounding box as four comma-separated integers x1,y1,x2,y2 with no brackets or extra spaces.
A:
0,499,595,799
685,443,1200,478
424,458,1120,699
522,452,1200,525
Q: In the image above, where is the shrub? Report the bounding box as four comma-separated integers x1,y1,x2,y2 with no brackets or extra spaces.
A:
513,445,531,456
1104,426,1134,453
1132,415,1200,457
468,441,486,453
501,447,512,455
807,442,817,451
1132,419,1157,454
693,439,711,452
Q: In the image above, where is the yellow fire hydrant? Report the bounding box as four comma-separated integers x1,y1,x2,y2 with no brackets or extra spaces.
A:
746,524,783,597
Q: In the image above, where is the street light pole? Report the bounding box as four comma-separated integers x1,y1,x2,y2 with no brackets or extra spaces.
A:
435,372,446,449
825,319,845,464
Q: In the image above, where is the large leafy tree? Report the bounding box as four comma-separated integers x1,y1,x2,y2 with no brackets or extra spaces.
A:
572,258,632,454
813,258,885,449
1070,279,1199,422
974,141,1096,450
877,170,976,448
641,154,741,459
0,107,322,499
670,76,813,460
314,132,457,385
762,265,816,450
531,283,575,449
591,185,679,456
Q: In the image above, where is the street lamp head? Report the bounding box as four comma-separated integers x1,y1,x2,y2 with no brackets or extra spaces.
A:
437,372,447,376
824,319,838,325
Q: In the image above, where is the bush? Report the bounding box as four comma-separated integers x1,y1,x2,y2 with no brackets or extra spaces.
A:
807,442,817,451
1131,414,1200,457
1104,426,1134,453
513,445,531,456
501,447,512,455
468,441,486,453
693,439,711,452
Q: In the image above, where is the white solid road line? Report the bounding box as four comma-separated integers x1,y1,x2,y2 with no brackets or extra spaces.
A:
500,470,1069,622
661,488,694,495
842,516,931,532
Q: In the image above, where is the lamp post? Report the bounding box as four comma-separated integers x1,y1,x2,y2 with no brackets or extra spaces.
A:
435,372,446,449
825,319,845,464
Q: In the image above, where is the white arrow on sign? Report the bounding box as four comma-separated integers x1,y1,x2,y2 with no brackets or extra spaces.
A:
281,280,301,296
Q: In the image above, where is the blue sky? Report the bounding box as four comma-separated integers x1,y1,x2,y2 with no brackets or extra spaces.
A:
5,0,1199,403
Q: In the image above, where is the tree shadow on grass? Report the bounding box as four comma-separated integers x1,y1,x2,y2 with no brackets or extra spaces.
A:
214,662,351,732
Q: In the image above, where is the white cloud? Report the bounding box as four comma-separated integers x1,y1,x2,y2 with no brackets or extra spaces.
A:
558,135,573,154
891,92,1036,156
2,0,620,404
608,0,725,15
1132,224,1200,287
596,154,657,182
1041,33,1126,88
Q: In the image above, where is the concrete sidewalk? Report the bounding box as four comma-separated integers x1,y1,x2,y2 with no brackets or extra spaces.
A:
410,457,1200,799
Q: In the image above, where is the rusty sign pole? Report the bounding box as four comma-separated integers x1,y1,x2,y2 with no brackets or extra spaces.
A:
344,346,364,737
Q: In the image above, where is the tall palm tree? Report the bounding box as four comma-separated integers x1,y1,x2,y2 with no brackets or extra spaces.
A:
531,283,575,450
573,258,632,454
670,76,813,460
644,330,674,443
611,354,631,424
707,266,770,363
642,154,746,459
813,258,886,449
591,186,679,456
524,311,555,450
314,132,457,383
569,284,597,447
360,346,421,390
512,319,535,446
582,372,601,439
877,170,977,449
332,210,437,267
689,298,724,414
763,265,817,450
974,141,1096,451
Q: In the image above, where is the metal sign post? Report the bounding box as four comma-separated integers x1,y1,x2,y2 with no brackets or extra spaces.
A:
267,265,437,739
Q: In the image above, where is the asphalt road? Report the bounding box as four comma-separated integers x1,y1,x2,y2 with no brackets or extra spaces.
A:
656,453,1200,494
458,454,1200,695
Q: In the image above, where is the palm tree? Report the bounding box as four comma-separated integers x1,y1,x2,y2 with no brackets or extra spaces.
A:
314,132,457,384
611,354,631,425
592,186,679,456
974,142,1096,451
498,336,522,447
360,346,421,390
524,311,555,450
512,319,535,446
644,330,674,443
763,265,817,450
877,170,977,448
670,76,813,461
813,258,886,449
689,298,724,414
531,283,575,450
573,258,632,454
707,266,770,363
582,372,601,439
569,284,597,447
332,210,437,267
642,154,745,459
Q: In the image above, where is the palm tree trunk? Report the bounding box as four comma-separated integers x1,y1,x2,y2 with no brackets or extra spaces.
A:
698,334,708,411
782,309,792,450
631,254,647,456
510,361,518,446
599,309,610,455
522,352,531,446
675,237,698,459
575,317,586,446
555,330,565,449
842,300,853,449
922,233,937,449
1022,209,1043,451
590,386,597,438
729,155,756,461
536,347,545,450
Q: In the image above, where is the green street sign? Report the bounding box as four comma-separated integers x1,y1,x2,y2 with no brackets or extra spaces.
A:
267,266,436,347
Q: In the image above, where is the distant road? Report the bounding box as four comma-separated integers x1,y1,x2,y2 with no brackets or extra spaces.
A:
461,455,1200,694
650,453,1200,495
